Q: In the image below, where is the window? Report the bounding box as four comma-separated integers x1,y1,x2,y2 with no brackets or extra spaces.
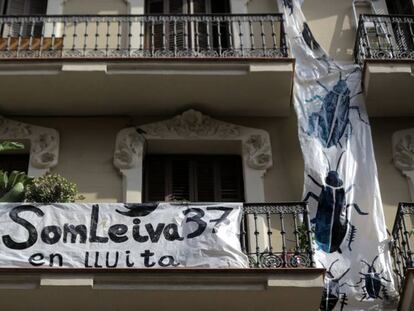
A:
0,153,29,173
385,0,414,52
1,0,48,37
144,154,244,202
386,0,414,15
145,0,230,52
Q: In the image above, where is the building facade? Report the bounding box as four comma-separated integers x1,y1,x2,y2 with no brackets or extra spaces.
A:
0,0,413,310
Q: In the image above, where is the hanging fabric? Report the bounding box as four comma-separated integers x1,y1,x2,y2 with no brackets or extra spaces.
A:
277,0,398,310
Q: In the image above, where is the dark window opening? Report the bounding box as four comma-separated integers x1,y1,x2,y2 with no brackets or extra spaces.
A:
386,0,414,15
386,0,414,51
0,153,29,174
144,154,244,203
1,0,48,37
145,0,231,52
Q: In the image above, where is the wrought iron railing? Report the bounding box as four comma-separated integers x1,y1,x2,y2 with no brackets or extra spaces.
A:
391,202,414,291
355,14,414,64
0,14,288,59
242,202,314,268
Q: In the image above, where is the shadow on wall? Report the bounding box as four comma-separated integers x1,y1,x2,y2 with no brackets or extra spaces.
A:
301,0,357,62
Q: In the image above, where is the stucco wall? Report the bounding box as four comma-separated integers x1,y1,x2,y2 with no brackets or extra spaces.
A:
300,0,390,62
371,118,414,230
301,0,357,62
247,0,278,14
16,114,412,231
17,115,303,204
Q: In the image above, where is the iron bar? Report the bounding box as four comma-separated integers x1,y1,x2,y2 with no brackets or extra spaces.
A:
242,202,314,268
355,14,414,64
391,203,414,292
0,14,287,59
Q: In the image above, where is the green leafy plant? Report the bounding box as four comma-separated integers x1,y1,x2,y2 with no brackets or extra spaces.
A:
297,223,312,252
0,170,33,202
288,223,315,253
0,141,24,152
0,141,31,202
25,173,82,203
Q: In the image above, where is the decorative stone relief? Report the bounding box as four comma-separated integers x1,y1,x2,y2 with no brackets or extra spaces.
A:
393,128,414,202
244,134,272,170
0,116,59,176
113,128,145,170
141,109,241,139
113,109,273,202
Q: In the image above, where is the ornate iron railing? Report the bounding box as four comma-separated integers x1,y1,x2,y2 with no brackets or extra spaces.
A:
0,14,288,59
355,14,414,64
241,202,314,268
391,202,414,291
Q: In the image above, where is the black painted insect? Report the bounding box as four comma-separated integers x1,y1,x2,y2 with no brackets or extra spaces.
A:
116,203,159,217
320,259,353,311
304,152,369,253
283,0,293,15
304,68,369,148
357,255,391,301
302,22,321,51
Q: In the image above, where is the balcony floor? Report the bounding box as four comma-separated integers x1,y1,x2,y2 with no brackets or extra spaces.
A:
0,59,294,117
0,268,324,311
363,61,414,117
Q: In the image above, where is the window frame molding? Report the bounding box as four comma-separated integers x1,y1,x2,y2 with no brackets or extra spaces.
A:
0,116,59,177
113,109,272,203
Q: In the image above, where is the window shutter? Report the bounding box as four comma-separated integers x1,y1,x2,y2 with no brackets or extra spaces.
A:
144,156,167,202
0,0,6,15
195,158,215,201
146,0,164,50
168,0,185,50
192,0,206,13
192,0,208,50
5,0,47,36
6,0,25,15
144,155,244,203
5,0,26,36
218,156,244,202
28,0,48,15
169,158,190,201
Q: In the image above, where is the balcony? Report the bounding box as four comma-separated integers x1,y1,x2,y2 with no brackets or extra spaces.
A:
0,202,324,311
0,14,294,117
391,202,414,310
355,14,414,117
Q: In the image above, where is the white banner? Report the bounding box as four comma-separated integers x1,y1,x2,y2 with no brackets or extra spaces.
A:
278,1,398,310
0,203,248,269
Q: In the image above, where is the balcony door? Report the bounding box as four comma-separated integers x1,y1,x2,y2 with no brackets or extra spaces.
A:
1,0,48,37
385,0,414,52
145,0,230,54
386,0,414,15
144,154,244,203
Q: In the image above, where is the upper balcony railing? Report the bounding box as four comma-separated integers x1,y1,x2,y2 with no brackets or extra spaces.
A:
391,202,414,291
242,202,314,268
355,14,414,64
0,14,288,60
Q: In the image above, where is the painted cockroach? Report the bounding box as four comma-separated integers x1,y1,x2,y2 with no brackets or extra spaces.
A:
116,203,159,217
302,22,321,51
304,68,369,148
320,259,353,311
304,152,369,253
357,255,391,301
283,0,293,15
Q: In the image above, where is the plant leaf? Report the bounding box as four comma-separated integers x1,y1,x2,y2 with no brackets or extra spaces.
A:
0,141,24,152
